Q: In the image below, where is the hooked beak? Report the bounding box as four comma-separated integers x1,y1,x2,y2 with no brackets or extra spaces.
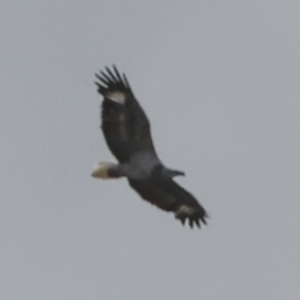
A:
172,170,185,177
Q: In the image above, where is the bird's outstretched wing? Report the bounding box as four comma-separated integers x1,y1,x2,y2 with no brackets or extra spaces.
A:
95,66,157,163
128,177,208,228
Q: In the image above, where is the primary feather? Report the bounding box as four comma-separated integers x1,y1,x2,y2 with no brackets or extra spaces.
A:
93,66,208,228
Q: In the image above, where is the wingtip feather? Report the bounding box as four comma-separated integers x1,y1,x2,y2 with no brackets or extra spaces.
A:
105,66,118,82
95,66,133,97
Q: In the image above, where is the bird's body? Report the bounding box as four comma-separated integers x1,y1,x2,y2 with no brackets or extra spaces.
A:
92,66,208,228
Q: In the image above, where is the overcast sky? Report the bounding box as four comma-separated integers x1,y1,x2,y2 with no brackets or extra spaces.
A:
1,1,300,299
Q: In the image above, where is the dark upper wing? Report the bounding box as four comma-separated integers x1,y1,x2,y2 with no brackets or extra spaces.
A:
128,177,208,228
95,66,157,163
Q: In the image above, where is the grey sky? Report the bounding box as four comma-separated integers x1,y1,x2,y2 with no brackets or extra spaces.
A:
1,1,300,299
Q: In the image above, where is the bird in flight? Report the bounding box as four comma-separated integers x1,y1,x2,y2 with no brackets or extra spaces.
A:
92,66,208,228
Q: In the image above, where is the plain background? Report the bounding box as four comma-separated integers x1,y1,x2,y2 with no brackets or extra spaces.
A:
1,1,300,299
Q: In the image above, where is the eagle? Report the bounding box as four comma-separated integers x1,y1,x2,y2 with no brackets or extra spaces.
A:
91,66,208,228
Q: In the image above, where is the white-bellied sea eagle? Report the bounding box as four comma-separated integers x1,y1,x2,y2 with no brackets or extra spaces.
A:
91,66,208,228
